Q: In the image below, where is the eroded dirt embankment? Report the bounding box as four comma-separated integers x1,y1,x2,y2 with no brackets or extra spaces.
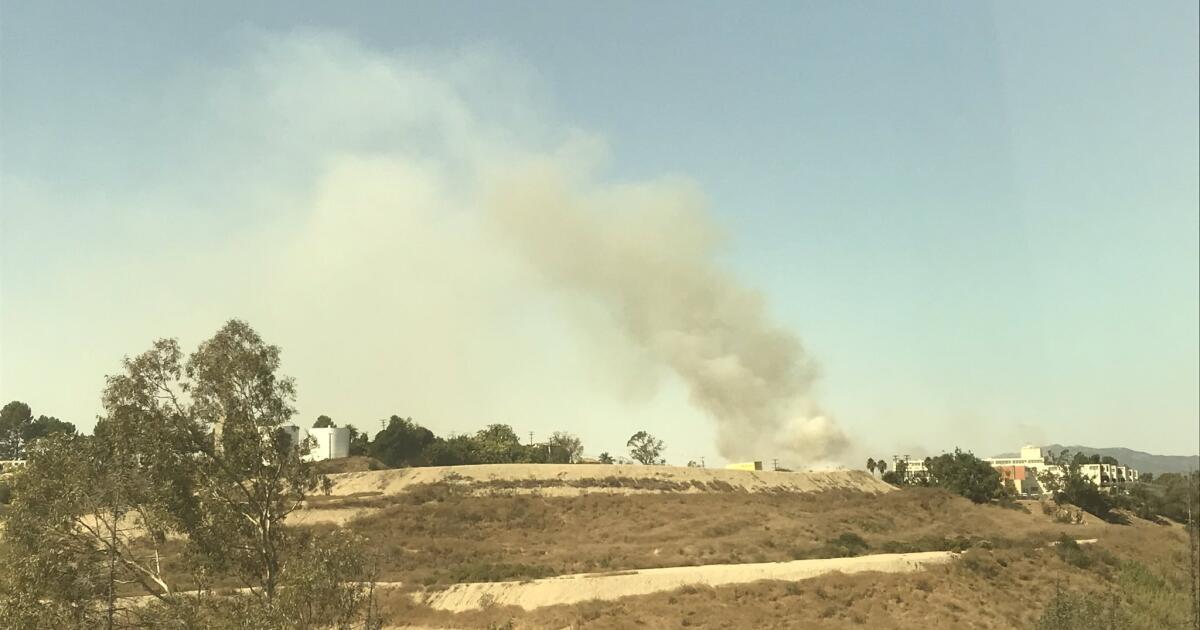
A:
417,551,957,612
325,463,895,498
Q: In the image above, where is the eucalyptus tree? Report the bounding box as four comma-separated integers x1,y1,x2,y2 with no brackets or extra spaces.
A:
1,320,380,629
98,320,321,602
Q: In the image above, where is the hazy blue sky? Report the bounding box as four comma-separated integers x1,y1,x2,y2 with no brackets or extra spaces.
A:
2,1,1197,462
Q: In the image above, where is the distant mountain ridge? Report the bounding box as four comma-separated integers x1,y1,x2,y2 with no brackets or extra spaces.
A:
991,444,1199,475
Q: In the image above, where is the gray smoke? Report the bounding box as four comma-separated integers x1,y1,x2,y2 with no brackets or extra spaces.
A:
485,156,850,465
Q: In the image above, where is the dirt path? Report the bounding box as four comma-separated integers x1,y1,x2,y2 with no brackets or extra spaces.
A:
417,551,957,612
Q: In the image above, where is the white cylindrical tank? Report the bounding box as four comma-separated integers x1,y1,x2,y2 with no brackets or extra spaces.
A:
306,427,350,461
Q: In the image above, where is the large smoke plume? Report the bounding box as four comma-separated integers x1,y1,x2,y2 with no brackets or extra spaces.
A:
9,32,852,465
485,155,849,464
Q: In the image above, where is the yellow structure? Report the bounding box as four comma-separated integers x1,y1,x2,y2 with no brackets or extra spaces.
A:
725,461,763,471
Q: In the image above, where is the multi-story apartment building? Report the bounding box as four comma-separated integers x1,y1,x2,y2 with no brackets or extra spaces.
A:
891,445,1139,497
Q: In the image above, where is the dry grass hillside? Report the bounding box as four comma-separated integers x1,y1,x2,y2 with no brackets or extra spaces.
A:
283,463,1196,629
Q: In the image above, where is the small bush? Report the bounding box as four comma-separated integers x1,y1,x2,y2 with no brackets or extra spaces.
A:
1118,560,1193,629
407,483,457,505
447,562,553,583
825,532,869,557
1053,534,1092,569
878,540,916,554
701,521,748,538
878,535,975,554
1036,590,1125,630
959,549,1000,578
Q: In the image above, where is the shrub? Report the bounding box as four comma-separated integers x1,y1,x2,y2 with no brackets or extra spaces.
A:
959,549,1000,578
447,562,553,583
825,532,869,557
1053,534,1092,569
1118,560,1193,630
1036,590,1125,630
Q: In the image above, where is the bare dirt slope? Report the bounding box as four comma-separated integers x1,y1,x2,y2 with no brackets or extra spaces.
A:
325,463,894,497
419,551,957,612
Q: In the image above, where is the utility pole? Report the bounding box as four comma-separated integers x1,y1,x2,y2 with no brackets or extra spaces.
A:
700,457,705,469
529,432,535,446
772,458,778,471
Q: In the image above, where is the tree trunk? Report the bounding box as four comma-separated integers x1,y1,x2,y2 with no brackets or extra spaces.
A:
106,508,118,630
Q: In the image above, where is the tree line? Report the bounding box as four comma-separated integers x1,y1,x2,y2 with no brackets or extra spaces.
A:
0,400,77,460
868,449,1008,504
306,415,665,468
865,448,1199,526
1036,448,1198,523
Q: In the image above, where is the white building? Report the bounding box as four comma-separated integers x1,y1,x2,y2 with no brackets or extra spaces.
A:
987,446,1138,495
892,445,1139,497
305,426,350,461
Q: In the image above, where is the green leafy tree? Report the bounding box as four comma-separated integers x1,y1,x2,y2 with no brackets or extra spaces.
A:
164,321,321,600
24,415,77,443
0,400,33,459
876,459,887,476
626,431,664,465
472,424,527,464
0,433,144,628
1143,471,1200,523
424,434,474,466
346,425,370,457
369,416,435,467
1042,449,1113,519
597,452,614,464
313,415,336,428
546,431,584,464
924,448,1002,504
0,403,78,460
866,458,876,475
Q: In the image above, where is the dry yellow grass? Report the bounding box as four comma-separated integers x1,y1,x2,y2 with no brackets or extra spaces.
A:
325,463,894,498
371,508,1190,629
332,484,1112,586
109,464,1194,628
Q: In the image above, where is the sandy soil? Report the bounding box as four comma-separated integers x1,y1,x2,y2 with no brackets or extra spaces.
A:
327,464,894,497
417,551,956,613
